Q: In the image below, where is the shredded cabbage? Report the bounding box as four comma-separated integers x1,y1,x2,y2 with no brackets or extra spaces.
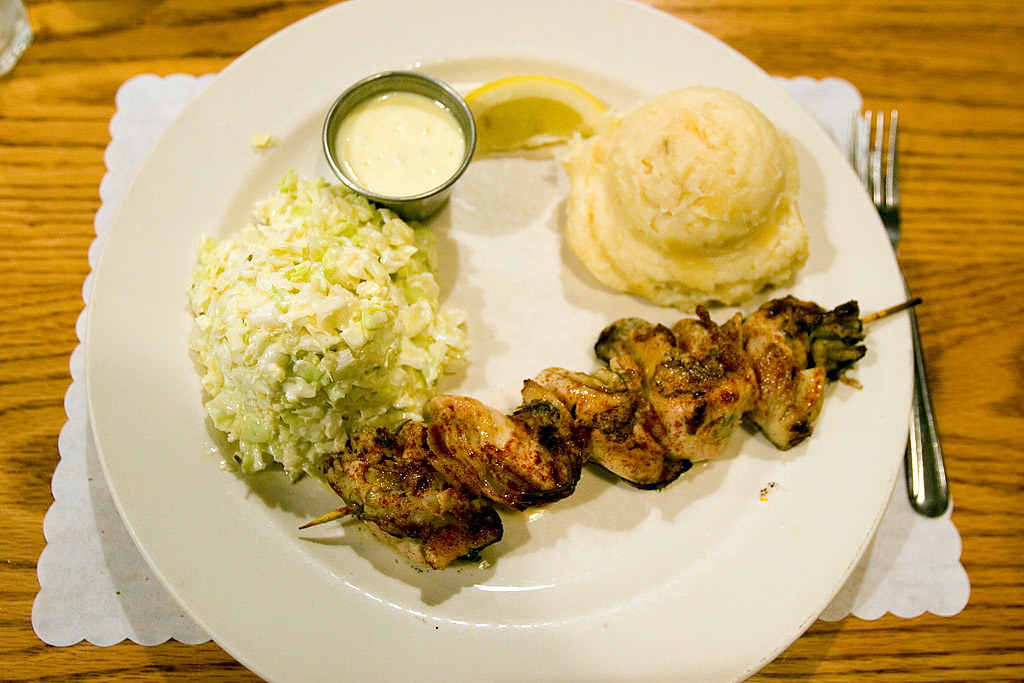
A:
188,171,466,479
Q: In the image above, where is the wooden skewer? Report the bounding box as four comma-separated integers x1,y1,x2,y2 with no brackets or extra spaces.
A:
298,505,355,530
862,296,922,324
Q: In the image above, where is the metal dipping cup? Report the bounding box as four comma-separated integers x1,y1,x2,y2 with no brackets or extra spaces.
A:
323,71,476,222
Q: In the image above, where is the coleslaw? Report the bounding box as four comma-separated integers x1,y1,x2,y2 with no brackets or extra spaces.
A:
188,171,466,479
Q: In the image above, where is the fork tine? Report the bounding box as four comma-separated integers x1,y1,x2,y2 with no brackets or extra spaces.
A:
871,110,885,208
849,108,900,215
851,110,871,187
886,109,900,211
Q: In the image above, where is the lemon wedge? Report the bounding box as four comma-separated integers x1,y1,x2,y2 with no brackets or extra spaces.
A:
465,75,607,153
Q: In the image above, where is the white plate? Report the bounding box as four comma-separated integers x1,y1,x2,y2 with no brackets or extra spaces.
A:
86,0,912,680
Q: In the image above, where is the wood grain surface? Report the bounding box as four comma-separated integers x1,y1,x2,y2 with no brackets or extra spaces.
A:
2,0,1022,680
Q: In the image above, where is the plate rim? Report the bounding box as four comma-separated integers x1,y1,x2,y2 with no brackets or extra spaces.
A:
85,1,912,681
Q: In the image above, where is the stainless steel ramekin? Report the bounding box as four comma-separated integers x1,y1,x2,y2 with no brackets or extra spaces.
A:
323,70,476,222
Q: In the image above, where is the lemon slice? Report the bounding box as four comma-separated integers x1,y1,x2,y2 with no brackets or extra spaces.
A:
465,75,607,153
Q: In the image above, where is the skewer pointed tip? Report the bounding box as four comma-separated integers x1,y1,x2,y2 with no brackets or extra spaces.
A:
863,297,922,323
299,506,354,530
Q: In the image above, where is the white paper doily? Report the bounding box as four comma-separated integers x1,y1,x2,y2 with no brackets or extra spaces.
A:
33,72,969,648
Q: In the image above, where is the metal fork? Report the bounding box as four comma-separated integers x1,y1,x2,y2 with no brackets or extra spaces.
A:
850,110,949,517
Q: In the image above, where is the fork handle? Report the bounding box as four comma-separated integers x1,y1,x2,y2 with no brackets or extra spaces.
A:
904,305,950,517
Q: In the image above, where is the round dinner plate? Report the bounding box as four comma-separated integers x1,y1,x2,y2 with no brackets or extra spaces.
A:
85,0,912,680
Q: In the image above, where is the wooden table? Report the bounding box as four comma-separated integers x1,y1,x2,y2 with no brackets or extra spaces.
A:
3,1,1022,680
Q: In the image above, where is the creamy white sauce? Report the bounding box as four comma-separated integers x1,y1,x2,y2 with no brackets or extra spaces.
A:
336,91,466,197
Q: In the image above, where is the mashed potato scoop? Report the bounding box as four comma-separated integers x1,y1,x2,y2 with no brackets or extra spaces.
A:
563,87,808,310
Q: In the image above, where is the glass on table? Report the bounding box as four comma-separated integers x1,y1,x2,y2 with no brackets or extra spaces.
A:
0,0,32,77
